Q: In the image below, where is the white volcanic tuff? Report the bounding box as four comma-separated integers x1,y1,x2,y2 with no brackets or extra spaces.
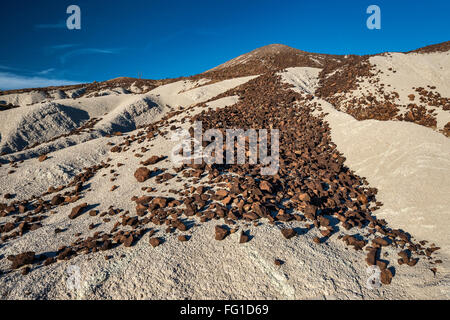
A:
84,87,130,98
0,102,86,154
372,52,450,99
48,90,68,100
149,76,258,108
321,102,450,257
279,67,321,94
0,76,257,158
64,87,86,99
94,95,164,133
0,89,162,156
0,90,48,107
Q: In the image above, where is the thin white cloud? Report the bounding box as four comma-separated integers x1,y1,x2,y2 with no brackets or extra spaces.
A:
37,68,56,75
59,48,121,64
49,44,79,50
0,65,20,71
0,72,80,90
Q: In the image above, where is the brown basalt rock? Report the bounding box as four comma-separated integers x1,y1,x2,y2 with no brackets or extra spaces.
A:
280,228,296,239
51,194,64,206
313,237,321,244
372,237,389,247
239,230,249,243
153,197,167,208
343,235,366,250
141,155,164,166
380,268,393,285
134,167,151,182
215,189,228,199
274,259,284,266
243,212,259,221
407,258,419,267
9,252,35,269
124,235,134,247
175,221,187,231
366,248,378,266
259,180,272,193
149,237,161,247
69,203,88,219
298,193,311,202
215,225,229,240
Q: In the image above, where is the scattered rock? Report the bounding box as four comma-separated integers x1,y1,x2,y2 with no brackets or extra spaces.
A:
274,259,284,266
134,167,151,182
149,237,161,247
141,155,164,166
69,203,88,219
280,228,296,239
124,235,134,247
239,230,249,243
9,252,35,269
366,248,378,266
380,268,393,285
215,225,229,240
51,194,64,206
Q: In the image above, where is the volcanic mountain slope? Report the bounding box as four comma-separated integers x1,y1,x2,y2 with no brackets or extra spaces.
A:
202,44,344,79
0,76,254,158
0,42,449,300
0,77,175,107
316,41,450,136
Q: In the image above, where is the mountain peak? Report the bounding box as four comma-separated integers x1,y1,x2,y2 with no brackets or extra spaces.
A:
203,44,343,78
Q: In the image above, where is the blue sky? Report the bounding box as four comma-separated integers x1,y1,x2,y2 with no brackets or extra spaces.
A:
0,0,448,90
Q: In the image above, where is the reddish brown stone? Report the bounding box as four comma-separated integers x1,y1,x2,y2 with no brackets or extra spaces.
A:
153,197,167,208
9,252,35,269
134,167,151,182
141,155,164,166
274,259,284,266
298,193,311,202
259,180,272,192
366,248,378,266
215,189,228,199
280,228,296,239
215,225,229,240
124,235,134,247
380,268,393,285
149,237,161,247
372,237,389,247
239,231,249,243
69,203,88,219
51,195,64,206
